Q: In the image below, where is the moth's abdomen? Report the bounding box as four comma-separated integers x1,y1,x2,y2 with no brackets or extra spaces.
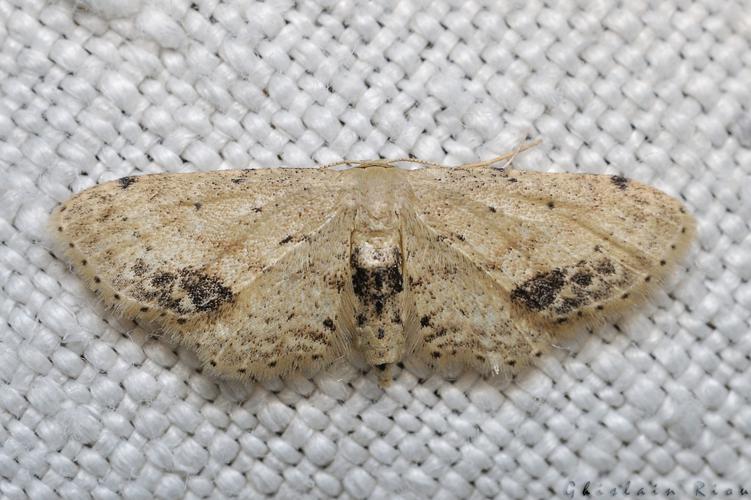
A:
350,231,406,366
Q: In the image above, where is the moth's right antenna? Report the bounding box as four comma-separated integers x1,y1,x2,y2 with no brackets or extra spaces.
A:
317,137,542,170
461,138,542,169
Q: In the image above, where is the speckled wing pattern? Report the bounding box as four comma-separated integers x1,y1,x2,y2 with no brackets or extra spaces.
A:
403,167,695,374
52,169,356,379
52,162,694,383
401,209,553,375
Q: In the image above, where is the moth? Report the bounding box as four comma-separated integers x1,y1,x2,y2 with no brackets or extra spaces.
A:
51,152,695,386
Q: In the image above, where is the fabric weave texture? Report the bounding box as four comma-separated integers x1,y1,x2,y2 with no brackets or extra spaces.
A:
1,0,749,499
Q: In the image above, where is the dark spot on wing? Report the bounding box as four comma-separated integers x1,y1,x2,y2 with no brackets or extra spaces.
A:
151,272,176,288
611,175,629,190
511,269,567,311
594,258,616,275
132,269,233,315
422,327,447,343
547,201,555,209
118,176,137,189
131,258,148,277
179,269,234,312
194,202,202,210
555,296,586,315
323,318,336,331
420,315,431,328
488,206,497,213
571,271,592,287
279,235,293,245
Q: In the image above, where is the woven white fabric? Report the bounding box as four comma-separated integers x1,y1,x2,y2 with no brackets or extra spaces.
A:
1,0,750,498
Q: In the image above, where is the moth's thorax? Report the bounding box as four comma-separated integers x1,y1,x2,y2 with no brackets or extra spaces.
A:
349,187,406,366
347,166,410,231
